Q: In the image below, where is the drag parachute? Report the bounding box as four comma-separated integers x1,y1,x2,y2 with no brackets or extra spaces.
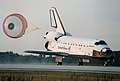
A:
3,13,28,39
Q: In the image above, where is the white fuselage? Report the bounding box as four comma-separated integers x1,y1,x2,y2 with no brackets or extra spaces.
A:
47,36,110,57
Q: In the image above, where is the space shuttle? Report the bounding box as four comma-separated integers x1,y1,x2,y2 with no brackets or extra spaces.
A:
25,7,115,66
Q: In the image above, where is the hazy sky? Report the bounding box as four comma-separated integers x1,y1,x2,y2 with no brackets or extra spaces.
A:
0,0,120,54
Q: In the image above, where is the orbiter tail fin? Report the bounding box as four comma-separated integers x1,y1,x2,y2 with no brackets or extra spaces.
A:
49,7,66,35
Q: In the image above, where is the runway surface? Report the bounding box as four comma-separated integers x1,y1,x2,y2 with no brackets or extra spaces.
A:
0,64,120,74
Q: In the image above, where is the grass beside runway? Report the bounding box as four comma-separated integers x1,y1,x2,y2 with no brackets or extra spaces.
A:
0,70,120,81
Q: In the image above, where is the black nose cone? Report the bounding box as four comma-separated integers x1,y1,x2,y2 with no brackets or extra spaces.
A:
101,48,115,60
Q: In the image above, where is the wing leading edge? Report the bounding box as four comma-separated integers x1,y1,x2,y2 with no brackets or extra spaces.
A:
24,50,69,56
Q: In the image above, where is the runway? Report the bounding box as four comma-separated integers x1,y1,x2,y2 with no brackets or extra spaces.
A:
0,64,120,74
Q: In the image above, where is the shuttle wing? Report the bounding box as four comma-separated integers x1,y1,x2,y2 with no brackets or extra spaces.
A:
24,50,69,56
24,50,86,57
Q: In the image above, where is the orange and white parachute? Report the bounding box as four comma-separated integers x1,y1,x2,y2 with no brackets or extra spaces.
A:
3,13,28,39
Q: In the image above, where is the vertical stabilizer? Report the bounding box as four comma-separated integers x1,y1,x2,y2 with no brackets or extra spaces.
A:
49,7,66,35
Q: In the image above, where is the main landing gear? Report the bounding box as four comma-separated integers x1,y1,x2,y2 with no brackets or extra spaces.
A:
57,62,62,65
78,59,83,66
56,56,63,65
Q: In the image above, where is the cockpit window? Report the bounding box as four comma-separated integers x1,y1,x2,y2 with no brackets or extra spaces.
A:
95,40,107,45
95,42,99,45
99,40,107,45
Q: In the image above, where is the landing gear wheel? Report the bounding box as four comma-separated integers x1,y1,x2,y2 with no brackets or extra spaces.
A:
104,61,108,67
57,62,62,65
78,62,83,66
78,59,83,66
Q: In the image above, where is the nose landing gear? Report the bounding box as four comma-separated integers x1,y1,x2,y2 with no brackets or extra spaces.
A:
103,59,111,67
104,61,109,67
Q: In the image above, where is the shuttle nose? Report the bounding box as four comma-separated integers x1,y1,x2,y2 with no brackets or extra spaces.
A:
101,48,112,56
101,48,114,60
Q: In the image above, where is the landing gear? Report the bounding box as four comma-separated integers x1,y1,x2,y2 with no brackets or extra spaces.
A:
78,59,83,66
55,56,63,66
104,61,108,67
103,59,111,67
57,62,62,65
